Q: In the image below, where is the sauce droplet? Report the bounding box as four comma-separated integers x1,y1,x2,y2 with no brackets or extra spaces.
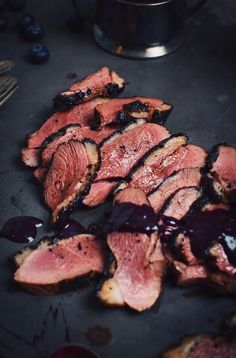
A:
0,216,43,243
85,325,112,346
50,345,97,358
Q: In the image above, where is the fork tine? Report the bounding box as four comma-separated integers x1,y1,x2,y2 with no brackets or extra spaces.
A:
0,60,15,74
0,84,19,106
0,76,19,96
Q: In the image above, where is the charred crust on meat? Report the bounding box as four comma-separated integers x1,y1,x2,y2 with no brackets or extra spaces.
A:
53,91,85,111
115,111,134,126
204,143,227,172
105,83,120,98
152,105,173,125
86,88,92,96
98,119,138,148
128,133,188,181
159,186,200,216
123,100,149,113
203,175,223,203
53,138,102,223
41,124,81,150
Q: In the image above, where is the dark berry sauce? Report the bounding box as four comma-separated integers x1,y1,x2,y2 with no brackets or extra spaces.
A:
50,345,97,358
0,216,43,243
103,203,158,234
55,217,86,238
182,209,236,265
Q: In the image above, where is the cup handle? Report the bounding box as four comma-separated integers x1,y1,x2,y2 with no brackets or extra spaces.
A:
187,0,208,17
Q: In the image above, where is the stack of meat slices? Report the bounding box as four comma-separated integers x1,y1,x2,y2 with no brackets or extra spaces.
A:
17,66,236,311
21,66,173,222
160,144,236,294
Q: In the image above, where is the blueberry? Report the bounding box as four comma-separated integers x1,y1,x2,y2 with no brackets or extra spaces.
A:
28,44,49,64
66,11,83,32
0,15,8,31
7,0,26,11
24,24,44,41
17,14,34,31
0,0,7,12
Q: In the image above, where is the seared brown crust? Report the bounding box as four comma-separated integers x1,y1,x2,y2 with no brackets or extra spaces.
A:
13,235,105,295
53,67,125,111
52,139,101,223
128,133,188,181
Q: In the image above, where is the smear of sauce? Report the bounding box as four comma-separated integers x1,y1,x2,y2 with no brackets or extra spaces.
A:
103,202,158,234
85,325,112,346
66,72,77,79
0,216,43,243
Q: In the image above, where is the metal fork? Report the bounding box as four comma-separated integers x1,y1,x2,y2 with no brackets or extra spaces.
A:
0,60,15,75
0,76,19,106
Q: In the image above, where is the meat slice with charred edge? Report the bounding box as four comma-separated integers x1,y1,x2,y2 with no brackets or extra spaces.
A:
161,187,202,220
44,139,100,223
31,124,117,172
127,137,206,195
14,234,105,294
205,143,236,203
53,67,125,110
94,97,172,128
149,168,202,213
97,188,166,312
95,122,170,182
24,97,109,153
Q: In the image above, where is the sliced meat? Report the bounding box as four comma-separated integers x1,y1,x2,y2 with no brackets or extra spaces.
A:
206,144,236,203
44,139,100,222
27,97,109,150
33,166,47,183
172,261,208,286
53,67,125,110
161,187,201,220
97,188,166,312
96,123,170,181
38,124,116,169
149,168,202,213
82,180,118,207
14,234,105,294
163,334,236,358
94,97,172,128
129,138,206,194
207,243,236,276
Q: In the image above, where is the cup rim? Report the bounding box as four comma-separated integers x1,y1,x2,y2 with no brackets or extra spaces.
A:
116,0,173,6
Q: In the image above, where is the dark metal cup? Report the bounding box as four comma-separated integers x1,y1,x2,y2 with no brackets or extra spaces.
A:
94,0,207,58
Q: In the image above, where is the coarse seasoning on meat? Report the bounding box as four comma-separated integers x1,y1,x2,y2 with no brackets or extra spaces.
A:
13,234,105,294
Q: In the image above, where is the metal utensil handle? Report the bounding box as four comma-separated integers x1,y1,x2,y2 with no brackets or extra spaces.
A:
187,0,208,17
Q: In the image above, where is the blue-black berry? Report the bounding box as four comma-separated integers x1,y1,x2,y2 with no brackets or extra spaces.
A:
28,44,49,64
0,15,8,31
7,0,26,11
0,0,7,12
24,24,44,41
66,12,83,32
17,14,34,31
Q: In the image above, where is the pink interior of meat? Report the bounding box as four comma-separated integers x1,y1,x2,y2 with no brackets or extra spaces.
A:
212,146,236,191
14,235,105,285
108,232,164,311
149,168,201,213
130,144,206,194
44,140,89,210
96,123,169,181
69,66,111,92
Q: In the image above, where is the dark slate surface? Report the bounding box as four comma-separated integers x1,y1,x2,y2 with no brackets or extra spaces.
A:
0,0,236,357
